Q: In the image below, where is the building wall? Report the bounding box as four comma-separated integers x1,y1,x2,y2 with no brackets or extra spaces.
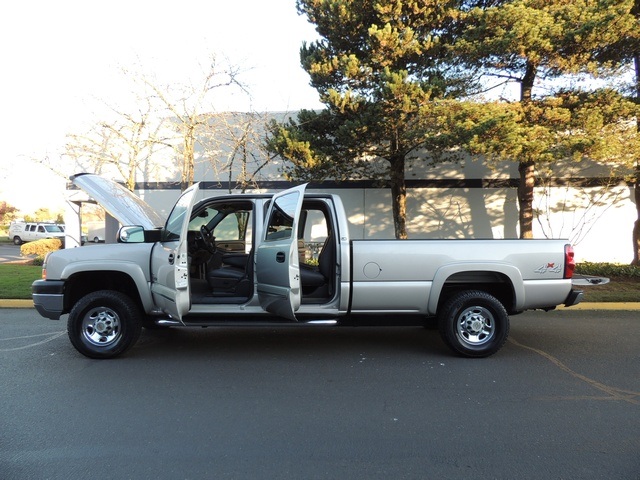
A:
131,181,635,264
79,120,635,263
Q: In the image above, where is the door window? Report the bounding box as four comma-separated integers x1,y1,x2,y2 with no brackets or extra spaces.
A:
162,190,198,242
265,191,300,241
213,211,251,242
188,204,253,252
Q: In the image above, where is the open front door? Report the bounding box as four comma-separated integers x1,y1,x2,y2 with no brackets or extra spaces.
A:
150,183,200,320
256,184,306,320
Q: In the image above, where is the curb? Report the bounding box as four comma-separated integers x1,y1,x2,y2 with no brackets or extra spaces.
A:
0,299,34,308
558,302,640,311
1,299,639,310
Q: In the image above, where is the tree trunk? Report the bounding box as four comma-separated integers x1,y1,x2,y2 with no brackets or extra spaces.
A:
518,160,535,239
633,170,640,265
518,61,537,239
181,126,195,192
126,162,136,192
632,50,640,264
389,154,408,239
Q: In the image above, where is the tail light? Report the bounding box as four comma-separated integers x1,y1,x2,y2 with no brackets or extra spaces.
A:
564,244,575,279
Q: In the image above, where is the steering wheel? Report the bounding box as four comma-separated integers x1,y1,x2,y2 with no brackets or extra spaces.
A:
199,224,217,254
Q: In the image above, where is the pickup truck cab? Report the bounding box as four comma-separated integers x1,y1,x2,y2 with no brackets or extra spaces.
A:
32,173,583,359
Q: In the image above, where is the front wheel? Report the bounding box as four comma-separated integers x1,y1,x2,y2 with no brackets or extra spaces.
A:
438,290,509,358
67,290,142,359
13,236,22,245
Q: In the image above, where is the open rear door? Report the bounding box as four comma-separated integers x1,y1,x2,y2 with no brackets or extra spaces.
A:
150,183,200,320
256,184,306,320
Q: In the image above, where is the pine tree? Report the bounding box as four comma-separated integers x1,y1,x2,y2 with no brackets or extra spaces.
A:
269,0,477,238
456,0,638,238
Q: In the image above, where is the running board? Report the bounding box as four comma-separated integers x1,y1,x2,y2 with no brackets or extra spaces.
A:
156,319,183,327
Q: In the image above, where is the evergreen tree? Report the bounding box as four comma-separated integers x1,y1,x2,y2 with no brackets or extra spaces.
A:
455,0,637,238
269,0,477,239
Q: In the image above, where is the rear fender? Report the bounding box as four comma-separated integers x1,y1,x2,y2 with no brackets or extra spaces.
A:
428,263,524,315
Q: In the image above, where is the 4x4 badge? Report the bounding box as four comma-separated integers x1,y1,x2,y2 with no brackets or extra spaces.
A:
535,263,562,274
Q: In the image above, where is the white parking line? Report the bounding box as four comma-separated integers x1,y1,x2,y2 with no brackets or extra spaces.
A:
0,331,66,351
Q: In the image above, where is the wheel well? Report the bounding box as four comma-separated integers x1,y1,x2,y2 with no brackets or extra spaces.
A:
64,271,143,314
437,271,515,314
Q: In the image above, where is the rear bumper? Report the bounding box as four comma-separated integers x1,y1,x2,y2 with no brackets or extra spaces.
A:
32,280,65,320
563,289,584,307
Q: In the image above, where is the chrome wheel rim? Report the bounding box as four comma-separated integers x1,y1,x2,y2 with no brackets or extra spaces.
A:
81,307,121,347
456,306,495,347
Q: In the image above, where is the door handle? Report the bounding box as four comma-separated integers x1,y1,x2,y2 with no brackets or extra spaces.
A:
168,253,175,265
276,252,285,263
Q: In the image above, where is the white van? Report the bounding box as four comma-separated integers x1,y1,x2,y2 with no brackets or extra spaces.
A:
8,222,65,245
86,225,105,243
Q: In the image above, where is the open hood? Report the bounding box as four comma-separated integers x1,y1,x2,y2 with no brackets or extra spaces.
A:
71,173,164,229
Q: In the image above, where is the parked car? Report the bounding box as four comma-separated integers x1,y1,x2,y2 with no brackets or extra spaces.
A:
9,222,65,245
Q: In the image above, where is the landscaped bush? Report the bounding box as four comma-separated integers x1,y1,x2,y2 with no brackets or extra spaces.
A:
576,262,640,278
20,238,62,263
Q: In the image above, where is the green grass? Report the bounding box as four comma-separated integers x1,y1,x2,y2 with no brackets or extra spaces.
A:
0,264,42,299
575,263,640,303
0,262,637,302
577,276,640,303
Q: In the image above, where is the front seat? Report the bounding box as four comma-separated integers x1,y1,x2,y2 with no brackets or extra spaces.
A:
206,250,253,296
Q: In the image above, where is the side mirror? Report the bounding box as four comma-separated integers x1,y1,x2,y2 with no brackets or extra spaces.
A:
118,226,145,243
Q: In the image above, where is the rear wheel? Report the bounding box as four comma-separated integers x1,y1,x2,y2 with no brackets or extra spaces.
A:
438,290,509,358
67,290,142,359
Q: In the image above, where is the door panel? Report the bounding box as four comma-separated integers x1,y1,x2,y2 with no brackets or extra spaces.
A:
256,184,306,320
150,183,200,320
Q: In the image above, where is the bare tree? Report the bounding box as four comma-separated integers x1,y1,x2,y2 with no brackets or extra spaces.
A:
202,111,277,193
133,55,249,191
533,164,629,247
60,97,173,191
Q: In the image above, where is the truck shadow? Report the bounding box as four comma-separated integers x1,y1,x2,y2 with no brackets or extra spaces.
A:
133,326,452,360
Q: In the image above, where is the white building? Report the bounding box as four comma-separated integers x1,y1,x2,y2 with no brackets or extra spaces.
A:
65,113,636,264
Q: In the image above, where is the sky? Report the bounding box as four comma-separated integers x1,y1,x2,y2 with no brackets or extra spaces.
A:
0,0,323,215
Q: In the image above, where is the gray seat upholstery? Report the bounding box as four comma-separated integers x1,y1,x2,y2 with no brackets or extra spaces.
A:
300,234,334,289
207,251,253,293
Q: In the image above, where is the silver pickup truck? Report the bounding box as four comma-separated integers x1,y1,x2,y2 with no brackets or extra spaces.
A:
32,174,583,359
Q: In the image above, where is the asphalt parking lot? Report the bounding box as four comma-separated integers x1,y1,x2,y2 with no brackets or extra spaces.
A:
0,244,24,263
1,307,639,480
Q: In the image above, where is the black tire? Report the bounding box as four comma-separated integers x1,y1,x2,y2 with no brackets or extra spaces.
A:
438,290,509,358
67,290,142,359
13,236,22,245
93,237,100,243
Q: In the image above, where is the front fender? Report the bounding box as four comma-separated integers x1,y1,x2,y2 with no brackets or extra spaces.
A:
61,261,154,312
427,263,524,315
